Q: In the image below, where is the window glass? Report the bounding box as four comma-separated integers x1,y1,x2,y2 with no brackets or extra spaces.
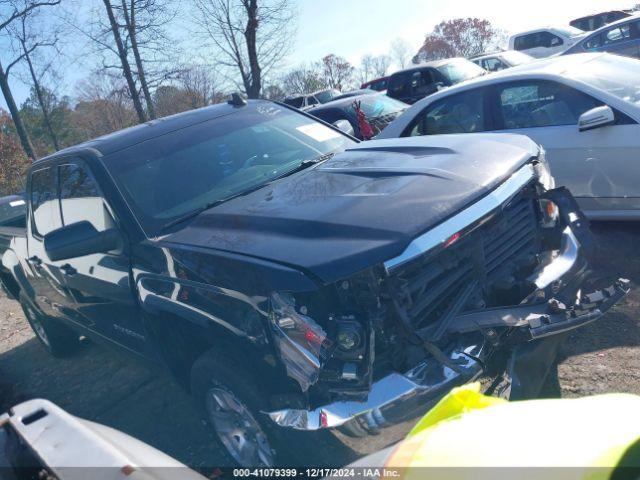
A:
436,59,485,84
346,94,407,118
483,58,507,72
388,71,411,97
59,162,114,232
544,32,563,47
514,34,535,50
410,70,433,93
584,33,604,49
497,81,600,129
30,167,62,236
285,97,304,109
604,24,631,44
405,89,486,136
102,106,355,236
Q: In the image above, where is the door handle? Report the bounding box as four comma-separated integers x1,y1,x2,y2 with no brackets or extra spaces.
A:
27,256,42,267
60,264,77,276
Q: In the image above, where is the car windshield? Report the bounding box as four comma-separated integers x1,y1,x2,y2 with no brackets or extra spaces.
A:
347,94,407,117
501,50,534,66
436,59,486,84
102,105,355,236
554,26,585,38
569,55,640,105
315,89,341,103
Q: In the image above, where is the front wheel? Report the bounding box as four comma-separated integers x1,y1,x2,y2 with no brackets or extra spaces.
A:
20,293,80,358
191,348,278,467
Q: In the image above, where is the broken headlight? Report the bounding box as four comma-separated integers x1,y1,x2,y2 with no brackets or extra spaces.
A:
534,150,559,226
269,291,329,392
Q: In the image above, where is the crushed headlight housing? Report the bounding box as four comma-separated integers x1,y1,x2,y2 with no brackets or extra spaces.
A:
534,149,559,226
270,292,329,392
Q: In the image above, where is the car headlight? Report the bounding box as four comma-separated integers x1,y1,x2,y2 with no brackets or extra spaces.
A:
269,291,328,392
534,149,559,225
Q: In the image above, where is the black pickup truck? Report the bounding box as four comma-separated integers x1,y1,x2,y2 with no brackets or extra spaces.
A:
0,99,628,467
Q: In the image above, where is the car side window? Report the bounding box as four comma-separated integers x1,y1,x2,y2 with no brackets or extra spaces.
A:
30,167,62,237
584,33,604,49
483,58,507,72
514,34,534,50
59,162,114,233
404,89,486,137
604,24,631,44
496,81,601,129
411,70,434,93
543,32,563,47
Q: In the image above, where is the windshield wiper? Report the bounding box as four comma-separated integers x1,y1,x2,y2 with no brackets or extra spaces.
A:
275,152,336,180
159,198,229,233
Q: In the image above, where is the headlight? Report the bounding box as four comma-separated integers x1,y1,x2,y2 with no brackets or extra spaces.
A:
270,292,328,392
534,148,555,190
534,149,559,225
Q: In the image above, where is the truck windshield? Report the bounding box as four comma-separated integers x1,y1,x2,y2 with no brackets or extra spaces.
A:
102,105,355,236
569,55,640,105
436,59,486,84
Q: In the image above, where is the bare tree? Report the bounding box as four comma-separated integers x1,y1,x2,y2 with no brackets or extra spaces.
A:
0,0,61,159
101,0,147,122
389,38,411,69
11,10,61,150
320,54,354,91
194,0,295,99
359,54,390,84
119,0,155,118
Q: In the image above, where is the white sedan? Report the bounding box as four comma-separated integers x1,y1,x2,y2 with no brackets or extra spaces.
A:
379,53,640,220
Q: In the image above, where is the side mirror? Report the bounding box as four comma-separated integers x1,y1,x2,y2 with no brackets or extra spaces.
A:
44,221,122,261
333,119,355,136
578,105,615,132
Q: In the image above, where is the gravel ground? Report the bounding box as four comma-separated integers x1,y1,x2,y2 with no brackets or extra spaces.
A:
0,221,638,468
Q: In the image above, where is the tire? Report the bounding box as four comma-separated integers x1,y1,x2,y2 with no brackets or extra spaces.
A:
191,348,290,467
19,293,80,358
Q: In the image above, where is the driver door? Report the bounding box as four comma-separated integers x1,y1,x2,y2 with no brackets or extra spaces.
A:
54,159,148,354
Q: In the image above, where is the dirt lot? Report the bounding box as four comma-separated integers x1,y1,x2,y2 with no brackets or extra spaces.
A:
0,221,639,468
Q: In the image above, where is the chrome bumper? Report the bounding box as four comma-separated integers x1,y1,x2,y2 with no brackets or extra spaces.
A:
266,344,483,431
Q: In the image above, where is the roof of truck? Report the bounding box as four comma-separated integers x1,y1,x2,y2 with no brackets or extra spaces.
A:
35,99,266,163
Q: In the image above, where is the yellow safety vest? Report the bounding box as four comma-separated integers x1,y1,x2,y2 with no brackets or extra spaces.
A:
385,383,640,480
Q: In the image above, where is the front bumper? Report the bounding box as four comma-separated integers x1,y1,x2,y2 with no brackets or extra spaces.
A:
266,191,630,433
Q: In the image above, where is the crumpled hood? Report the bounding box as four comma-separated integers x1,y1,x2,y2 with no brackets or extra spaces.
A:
163,134,539,284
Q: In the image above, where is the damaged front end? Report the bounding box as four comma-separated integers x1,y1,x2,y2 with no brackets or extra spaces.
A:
266,161,629,433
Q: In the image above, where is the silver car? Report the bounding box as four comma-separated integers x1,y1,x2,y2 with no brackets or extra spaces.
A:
380,53,640,220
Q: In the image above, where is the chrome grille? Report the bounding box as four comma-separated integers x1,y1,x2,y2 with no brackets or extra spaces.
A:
385,185,540,335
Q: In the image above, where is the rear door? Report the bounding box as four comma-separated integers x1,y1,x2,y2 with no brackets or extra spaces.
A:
55,159,147,353
488,80,640,214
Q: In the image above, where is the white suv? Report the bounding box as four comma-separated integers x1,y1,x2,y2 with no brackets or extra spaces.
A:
509,26,586,58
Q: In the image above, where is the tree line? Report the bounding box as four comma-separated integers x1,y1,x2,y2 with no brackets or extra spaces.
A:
0,0,505,195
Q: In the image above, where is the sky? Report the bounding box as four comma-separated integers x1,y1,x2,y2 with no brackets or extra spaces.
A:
0,0,634,109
